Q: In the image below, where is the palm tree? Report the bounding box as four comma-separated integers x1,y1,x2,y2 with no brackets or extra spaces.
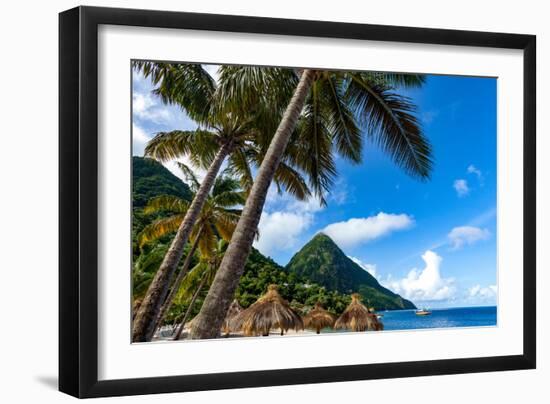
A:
171,238,229,340
132,62,311,342
136,173,245,339
190,69,433,339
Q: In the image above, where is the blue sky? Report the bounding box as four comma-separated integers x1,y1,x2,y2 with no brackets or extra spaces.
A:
132,67,497,309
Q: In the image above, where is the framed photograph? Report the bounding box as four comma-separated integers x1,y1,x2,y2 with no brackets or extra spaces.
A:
59,6,536,398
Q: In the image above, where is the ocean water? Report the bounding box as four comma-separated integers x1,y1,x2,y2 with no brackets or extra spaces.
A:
379,306,497,331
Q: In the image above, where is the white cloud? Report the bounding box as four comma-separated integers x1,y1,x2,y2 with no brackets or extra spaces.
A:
349,256,378,279
448,226,490,250
254,211,313,256
132,123,152,156
383,250,456,302
322,212,414,248
264,184,324,213
132,91,173,124
468,284,497,300
453,179,470,197
328,178,350,205
467,164,485,187
467,164,482,179
290,197,324,214
254,184,326,257
330,188,348,205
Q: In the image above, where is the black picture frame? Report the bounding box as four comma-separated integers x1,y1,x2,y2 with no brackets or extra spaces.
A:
59,5,536,398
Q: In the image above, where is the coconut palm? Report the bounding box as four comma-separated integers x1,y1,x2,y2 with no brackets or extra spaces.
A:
132,62,312,342
335,293,383,332
136,173,245,338
303,302,336,334
190,68,432,339
172,239,228,340
231,284,303,337
171,263,212,340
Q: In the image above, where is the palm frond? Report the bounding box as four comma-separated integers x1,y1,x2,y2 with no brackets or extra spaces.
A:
225,148,254,194
273,160,312,201
209,175,246,207
216,66,298,141
212,210,241,241
287,83,338,204
197,221,217,258
138,214,185,247
212,191,246,208
143,195,189,215
144,130,219,166
133,61,216,123
132,61,173,85
176,262,209,303
211,176,242,197
217,66,297,113
361,72,426,89
132,243,169,298
347,74,433,179
175,161,200,191
321,73,362,163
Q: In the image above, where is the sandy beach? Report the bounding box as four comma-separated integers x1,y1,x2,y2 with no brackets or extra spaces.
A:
153,326,316,342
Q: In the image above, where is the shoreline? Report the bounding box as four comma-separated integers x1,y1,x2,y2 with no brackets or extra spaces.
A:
151,306,497,342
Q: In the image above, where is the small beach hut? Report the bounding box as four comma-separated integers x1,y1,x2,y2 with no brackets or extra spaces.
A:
303,302,336,334
222,299,243,336
232,284,304,336
335,293,383,332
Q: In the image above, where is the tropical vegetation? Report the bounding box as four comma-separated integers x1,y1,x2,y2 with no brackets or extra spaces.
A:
131,62,433,341
131,158,353,336
190,68,432,339
132,63,312,342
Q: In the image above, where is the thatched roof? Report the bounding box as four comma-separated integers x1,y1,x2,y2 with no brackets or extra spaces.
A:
231,284,304,336
222,299,243,335
303,302,336,334
335,293,383,332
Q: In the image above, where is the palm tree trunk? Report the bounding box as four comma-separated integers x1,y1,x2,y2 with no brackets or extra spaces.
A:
152,226,202,333
173,274,208,340
132,140,232,342
189,69,315,339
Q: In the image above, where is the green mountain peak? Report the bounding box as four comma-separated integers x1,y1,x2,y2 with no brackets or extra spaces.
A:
285,233,416,310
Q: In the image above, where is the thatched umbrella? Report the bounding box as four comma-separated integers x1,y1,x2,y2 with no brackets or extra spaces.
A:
232,284,304,336
335,293,384,332
222,299,243,336
303,302,336,334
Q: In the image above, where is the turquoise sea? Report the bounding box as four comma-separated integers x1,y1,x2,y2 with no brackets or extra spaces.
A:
379,306,497,331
